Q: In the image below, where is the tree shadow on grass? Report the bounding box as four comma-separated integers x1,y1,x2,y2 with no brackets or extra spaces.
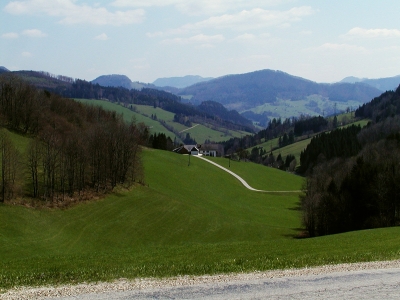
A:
113,192,126,198
287,201,301,211
282,227,310,239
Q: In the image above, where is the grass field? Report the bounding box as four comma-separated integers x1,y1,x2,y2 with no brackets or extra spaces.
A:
244,96,363,120
248,117,371,164
75,99,247,144
1,149,400,291
76,99,179,140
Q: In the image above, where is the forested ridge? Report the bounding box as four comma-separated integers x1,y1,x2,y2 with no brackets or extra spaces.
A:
11,70,255,133
298,125,362,174
221,115,338,170
300,85,400,237
179,69,382,110
0,75,148,204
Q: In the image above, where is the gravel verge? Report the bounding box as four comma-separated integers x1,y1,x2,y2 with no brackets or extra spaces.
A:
1,259,400,299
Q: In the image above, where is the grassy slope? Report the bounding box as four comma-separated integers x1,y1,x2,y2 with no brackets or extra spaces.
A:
76,100,248,143
134,104,251,142
0,149,399,290
275,118,370,162
245,96,362,120
3,128,31,150
249,118,370,164
203,156,302,191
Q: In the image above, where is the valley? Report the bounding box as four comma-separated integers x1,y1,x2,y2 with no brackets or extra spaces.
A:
0,68,399,294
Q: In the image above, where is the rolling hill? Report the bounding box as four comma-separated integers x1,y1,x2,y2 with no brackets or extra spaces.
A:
76,99,249,143
91,74,155,90
179,69,382,121
2,70,255,139
153,75,214,88
1,67,400,291
0,66,9,74
1,147,400,290
340,74,400,92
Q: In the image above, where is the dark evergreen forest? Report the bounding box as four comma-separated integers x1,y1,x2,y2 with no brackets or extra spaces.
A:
300,85,400,237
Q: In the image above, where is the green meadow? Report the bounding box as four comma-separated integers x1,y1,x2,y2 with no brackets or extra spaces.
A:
1,149,400,291
245,96,362,120
248,117,371,164
76,99,177,139
75,99,247,143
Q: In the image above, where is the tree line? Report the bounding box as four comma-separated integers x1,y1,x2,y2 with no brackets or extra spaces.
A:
0,75,148,203
220,115,338,172
298,125,362,175
300,85,400,236
13,71,255,134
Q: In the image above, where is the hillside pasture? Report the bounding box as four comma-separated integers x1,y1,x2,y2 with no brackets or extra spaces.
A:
248,117,370,165
75,100,248,144
0,149,399,291
243,96,363,120
75,99,178,140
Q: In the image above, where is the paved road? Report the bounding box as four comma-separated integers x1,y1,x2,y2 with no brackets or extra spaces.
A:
46,268,400,299
195,156,302,193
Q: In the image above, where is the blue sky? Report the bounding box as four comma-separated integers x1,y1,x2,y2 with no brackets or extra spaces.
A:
1,0,400,83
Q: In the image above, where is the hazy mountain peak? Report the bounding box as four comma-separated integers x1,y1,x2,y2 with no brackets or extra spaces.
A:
340,75,400,91
152,75,214,89
91,74,153,90
0,66,10,74
92,74,133,89
340,76,365,83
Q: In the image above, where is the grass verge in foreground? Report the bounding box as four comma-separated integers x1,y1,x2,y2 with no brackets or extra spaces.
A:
1,228,399,291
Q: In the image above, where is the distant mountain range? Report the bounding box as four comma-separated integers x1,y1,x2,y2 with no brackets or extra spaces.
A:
178,69,386,121
152,75,213,89
340,75,400,92
91,74,213,91
0,69,255,133
91,74,154,90
89,71,400,117
4,65,400,124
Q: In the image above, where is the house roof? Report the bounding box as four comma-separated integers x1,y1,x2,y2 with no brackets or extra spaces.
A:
172,145,199,153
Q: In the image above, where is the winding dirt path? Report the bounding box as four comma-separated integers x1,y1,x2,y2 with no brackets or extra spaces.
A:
179,124,200,133
194,156,302,193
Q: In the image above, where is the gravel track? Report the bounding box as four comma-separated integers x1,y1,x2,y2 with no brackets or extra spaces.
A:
194,156,302,193
2,260,400,299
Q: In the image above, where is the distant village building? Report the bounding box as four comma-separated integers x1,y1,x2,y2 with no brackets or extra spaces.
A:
172,144,224,157
172,145,199,155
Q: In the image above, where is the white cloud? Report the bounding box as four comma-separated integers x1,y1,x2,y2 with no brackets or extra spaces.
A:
21,51,32,57
345,27,400,38
314,43,368,54
22,29,47,38
150,6,315,36
230,33,272,44
94,33,109,40
189,7,314,30
2,32,19,39
300,30,312,35
4,0,145,26
112,0,181,8
161,34,225,46
232,33,257,42
112,0,290,16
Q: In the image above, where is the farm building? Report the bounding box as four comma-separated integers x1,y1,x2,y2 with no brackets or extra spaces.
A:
172,145,199,155
172,144,224,157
